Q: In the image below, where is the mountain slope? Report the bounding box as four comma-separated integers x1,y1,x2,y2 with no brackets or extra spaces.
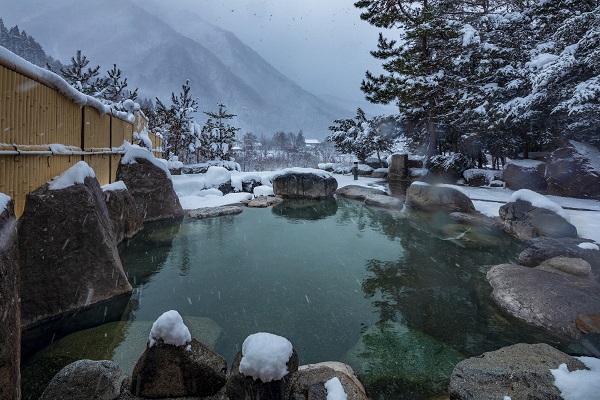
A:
1,0,346,139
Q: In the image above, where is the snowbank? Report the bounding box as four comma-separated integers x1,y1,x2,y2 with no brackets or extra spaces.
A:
239,332,293,382
179,192,252,210
205,166,232,188
509,189,570,221
102,181,127,192
48,161,95,190
325,377,347,400
148,310,191,348
120,141,171,178
551,356,600,400
254,185,274,197
0,193,11,212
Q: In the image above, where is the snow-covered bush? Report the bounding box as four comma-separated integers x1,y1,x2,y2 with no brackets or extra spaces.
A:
427,153,470,179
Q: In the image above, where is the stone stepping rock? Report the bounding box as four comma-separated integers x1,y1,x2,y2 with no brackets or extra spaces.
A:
188,206,243,219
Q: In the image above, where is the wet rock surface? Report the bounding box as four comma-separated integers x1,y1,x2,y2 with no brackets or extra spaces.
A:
449,343,587,400
40,360,127,400
536,256,593,280
18,176,132,329
487,264,600,339
364,194,402,209
272,172,337,199
117,158,184,221
246,196,283,208
103,187,143,243
131,338,227,398
0,198,20,400
405,184,476,213
499,199,578,241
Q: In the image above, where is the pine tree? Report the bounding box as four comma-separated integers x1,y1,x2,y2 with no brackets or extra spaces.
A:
103,64,138,103
59,50,106,96
155,80,199,162
355,0,465,157
198,103,240,161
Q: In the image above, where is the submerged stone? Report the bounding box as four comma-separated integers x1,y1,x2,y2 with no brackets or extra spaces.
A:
343,321,463,398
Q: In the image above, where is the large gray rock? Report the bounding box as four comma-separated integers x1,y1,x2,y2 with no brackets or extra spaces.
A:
188,206,244,219
546,140,600,200
285,362,368,400
0,197,20,400
364,194,403,209
503,160,547,191
404,183,476,213
335,185,386,201
116,158,184,221
131,338,227,398
499,199,578,241
40,360,127,400
536,256,594,280
226,349,299,400
272,170,337,199
449,343,587,400
18,174,132,329
102,184,143,243
388,153,409,180
487,264,600,339
518,237,600,279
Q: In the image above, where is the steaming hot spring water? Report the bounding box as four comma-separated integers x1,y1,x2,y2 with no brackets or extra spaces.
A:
21,197,572,399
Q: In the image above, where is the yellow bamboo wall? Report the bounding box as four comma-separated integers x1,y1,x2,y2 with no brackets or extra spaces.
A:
0,63,160,217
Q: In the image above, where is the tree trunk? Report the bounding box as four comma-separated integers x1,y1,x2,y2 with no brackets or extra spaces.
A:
426,122,438,158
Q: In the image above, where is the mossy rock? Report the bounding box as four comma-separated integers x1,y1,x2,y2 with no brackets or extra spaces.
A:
344,321,463,398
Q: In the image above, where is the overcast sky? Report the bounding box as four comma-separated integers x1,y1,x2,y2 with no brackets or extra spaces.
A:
161,0,395,112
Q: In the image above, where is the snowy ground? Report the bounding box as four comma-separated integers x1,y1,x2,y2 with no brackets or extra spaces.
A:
172,171,600,244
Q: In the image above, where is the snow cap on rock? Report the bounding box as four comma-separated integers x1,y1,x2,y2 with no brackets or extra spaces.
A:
578,242,599,251
48,161,96,190
102,181,127,192
149,310,191,348
120,141,171,178
325,377,347,400
509,189,570,222
239,332,293,382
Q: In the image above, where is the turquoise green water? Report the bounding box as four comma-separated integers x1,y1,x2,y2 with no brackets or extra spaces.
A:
22,198,567,399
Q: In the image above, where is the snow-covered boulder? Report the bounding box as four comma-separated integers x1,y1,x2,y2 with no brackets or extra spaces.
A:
449,343,587,400
131,311,227,398
335,185,386,201
116,143,184,221
546,140,600,200
102,181,143,243
18,162,132,329
0,194,20,400
226,332,299,400
388,153,409,181
205,166,233,194
365,157,387,169
285,362,368,400
487,264,600,339
503,159,547,191
462,168,503,187
272,168,337,199
356,164,373,176
498,189,577,241
404,182,476,213
39,360,128,400
370,167,388,179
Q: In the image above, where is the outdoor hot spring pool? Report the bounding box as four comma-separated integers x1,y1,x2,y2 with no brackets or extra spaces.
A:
22,197,569,399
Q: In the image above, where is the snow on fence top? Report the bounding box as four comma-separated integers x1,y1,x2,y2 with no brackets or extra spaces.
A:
48,161,96,190
272,167,333,180
239,332,293,382
0,193,11,212
148,310,191,348
0,47,135,124
508,189,571,222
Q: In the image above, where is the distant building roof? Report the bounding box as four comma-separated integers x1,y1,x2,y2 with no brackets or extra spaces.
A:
305,139,320,144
